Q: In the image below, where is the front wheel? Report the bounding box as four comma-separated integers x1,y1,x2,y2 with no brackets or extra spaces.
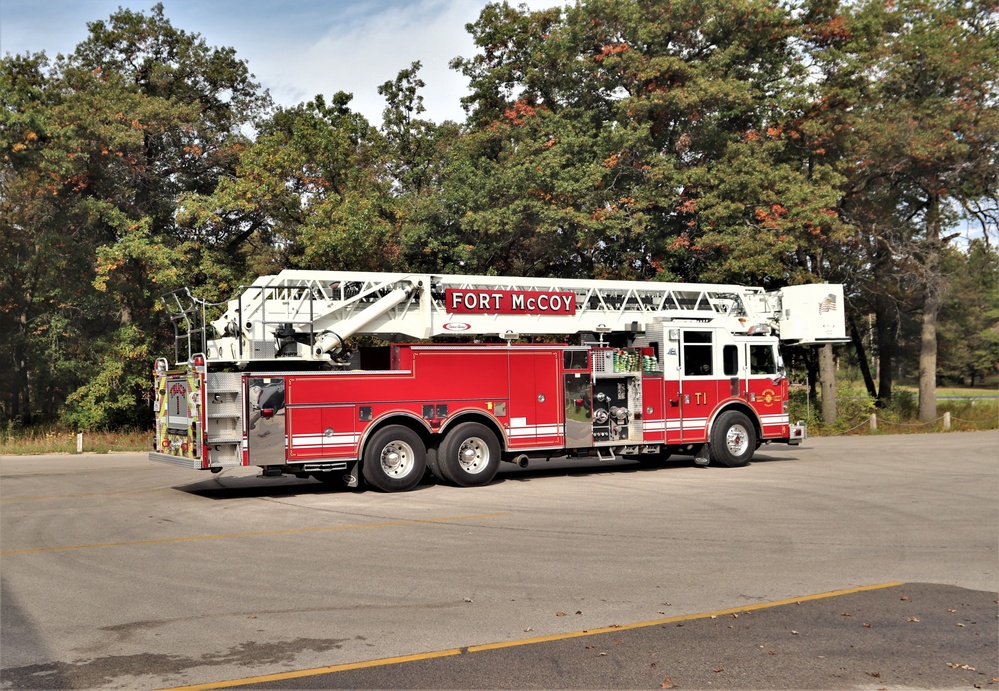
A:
362,426,426,492
709,411,756,467
438,422,500,487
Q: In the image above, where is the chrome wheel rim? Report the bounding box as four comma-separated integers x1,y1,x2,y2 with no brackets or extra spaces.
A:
457,437,489,474
725,424,750,456
380,441,416,478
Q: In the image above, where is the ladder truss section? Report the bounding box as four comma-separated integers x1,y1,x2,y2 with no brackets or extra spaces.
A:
208,271,776,357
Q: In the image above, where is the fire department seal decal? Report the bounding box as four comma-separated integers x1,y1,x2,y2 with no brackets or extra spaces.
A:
761,388,781,407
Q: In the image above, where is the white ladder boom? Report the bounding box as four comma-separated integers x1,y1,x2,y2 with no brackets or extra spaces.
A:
167,270,845,365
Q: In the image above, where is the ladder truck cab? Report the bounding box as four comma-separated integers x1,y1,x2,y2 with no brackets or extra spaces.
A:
151,272,847,492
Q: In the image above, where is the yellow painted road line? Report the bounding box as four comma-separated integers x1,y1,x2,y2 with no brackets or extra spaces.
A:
161,650,465,691
0,513,508,555
467,581,906,651
157,581,905,691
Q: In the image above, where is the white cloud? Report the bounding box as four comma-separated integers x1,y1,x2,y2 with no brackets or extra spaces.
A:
256,0,484,124
1,0,564,125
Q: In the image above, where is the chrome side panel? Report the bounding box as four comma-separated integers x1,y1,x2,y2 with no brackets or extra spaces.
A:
563,373,592,448
247,376,287,466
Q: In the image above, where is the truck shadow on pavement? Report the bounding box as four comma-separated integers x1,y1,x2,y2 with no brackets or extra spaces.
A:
175,453,799,500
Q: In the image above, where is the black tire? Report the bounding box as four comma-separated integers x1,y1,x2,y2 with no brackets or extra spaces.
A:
426,445,452,483
709,411,756,467
437,422,500,487
361,425,426,492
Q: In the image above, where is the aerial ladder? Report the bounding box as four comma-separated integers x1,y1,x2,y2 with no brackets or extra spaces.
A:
160,270,846,367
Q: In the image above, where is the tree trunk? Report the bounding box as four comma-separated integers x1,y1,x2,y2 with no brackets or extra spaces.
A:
819,344,837,425
918,193,942,423
13,305,31,425
919,286,941,422
805,347,818,399
848,313,877,400
874,292,897,408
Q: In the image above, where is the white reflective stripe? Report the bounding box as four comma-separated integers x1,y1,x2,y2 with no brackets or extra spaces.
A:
292,433,360,446
508,425,562,437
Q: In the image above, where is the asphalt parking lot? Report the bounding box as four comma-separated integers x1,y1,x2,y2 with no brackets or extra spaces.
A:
219,582,996,690
1,431,997,689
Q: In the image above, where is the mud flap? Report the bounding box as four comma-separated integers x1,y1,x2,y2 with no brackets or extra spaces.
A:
694,443,710,466
345,461,360,488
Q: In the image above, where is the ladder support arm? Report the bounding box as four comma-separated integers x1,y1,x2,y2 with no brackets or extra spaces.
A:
313,284,416,356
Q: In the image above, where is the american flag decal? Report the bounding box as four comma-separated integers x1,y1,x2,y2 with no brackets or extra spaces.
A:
819,294,837,313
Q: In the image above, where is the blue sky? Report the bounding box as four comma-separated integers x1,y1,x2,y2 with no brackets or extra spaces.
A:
0,0,559,124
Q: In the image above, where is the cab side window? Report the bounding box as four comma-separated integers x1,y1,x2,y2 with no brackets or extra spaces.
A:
723,345,739,376
749,344,777,375
683,331,713,376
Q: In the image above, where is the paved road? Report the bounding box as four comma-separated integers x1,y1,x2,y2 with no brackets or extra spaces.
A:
224,583,996,690
1,431,996,690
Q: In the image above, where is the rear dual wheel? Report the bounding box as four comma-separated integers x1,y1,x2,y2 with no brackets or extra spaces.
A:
362,425,426,492
436,422,500,487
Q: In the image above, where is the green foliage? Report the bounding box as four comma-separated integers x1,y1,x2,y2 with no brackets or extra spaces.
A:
444,0,851,283
787,386,820,430
819,383,877,434
811,0,999,417
180,92,400,273
882,388,919,421
62,324,151,430
2,0,997,435
1,3,268,429
0,423,150,454
937,240,999,386
938,399,999,432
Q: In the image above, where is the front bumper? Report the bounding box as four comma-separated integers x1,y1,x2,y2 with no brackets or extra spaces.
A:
787,422,807,445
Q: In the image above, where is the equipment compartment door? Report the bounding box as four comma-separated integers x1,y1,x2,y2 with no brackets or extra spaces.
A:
509,350,563,448
247,377,287,465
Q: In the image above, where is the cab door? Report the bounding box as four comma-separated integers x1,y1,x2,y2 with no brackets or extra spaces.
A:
743,340,785,437
678,329,719,442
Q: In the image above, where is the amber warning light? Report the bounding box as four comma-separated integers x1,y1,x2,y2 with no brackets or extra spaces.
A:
446,289,576,315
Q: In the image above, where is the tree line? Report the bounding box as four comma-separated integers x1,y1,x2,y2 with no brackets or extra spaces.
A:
2,0,997,431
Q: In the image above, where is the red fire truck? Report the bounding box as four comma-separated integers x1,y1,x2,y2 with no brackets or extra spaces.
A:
151,271,846,491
